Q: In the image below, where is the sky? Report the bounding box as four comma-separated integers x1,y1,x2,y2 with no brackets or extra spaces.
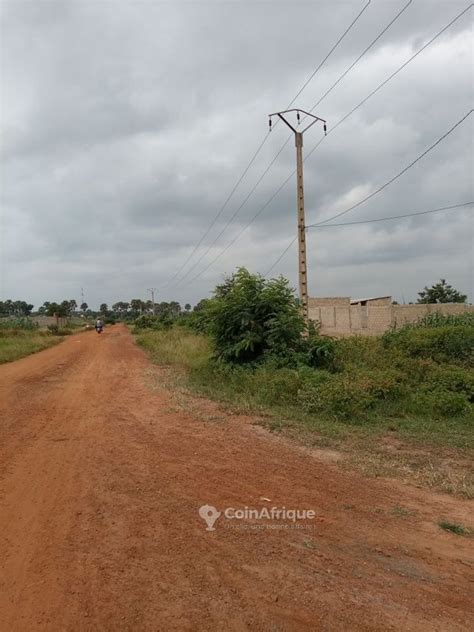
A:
1,0,473,310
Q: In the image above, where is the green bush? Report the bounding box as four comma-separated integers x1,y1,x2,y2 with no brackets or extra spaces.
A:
134,267,474,429
0,317,38,330
251,366,302,405
205,268,305,363
412,312,474,328
304,333,337,370
383,325,474,366
423,365,474,402
334,336,386,370
411,391,471,418
298,369,405,420
133,314,172,332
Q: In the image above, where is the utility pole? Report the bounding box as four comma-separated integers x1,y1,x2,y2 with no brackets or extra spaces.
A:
147,288,158,315
268,109,326,321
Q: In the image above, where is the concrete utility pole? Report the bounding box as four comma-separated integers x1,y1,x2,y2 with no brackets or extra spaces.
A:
147,288,158,315
268,109,326,321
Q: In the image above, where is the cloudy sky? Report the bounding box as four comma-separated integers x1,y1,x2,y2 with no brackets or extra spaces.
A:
1,0,472,309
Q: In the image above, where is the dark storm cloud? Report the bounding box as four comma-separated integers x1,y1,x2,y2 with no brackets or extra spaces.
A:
1,0,472,308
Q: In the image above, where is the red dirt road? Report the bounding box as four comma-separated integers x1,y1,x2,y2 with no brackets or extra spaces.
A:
0,325,473,631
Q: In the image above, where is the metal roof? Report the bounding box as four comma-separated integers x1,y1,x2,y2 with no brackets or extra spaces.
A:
350,296,392,304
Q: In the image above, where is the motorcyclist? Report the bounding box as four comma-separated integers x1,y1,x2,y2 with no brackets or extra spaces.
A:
95,318,104,333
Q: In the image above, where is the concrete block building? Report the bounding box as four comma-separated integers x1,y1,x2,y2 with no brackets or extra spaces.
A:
307,296,473,336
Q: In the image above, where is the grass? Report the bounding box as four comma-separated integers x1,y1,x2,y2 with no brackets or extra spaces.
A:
438,520,472,536
137,328,212,370
391,505,415,518
0,329,61,364
135,327,474,498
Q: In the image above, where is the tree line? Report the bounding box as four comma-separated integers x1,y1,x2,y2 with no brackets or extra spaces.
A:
0,298,196,320
0,279,467,321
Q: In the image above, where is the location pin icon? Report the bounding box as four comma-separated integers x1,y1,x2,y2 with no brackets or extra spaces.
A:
198,505,221,531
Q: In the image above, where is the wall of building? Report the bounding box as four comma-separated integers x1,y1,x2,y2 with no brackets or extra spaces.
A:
308,299,473,336
391,303,470,327
309,297,350,307
352,297,391,307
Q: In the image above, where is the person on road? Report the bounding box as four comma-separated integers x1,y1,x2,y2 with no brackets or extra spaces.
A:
95,318,104,333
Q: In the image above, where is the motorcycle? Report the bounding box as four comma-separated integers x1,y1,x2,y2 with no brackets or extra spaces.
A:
95,324,104,334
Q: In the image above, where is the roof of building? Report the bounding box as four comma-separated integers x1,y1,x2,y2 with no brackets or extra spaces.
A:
350,296,392,305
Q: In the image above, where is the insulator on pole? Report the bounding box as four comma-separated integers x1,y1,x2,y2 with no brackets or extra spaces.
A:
269,118,272,131
297,111,300,125
323,123,327,136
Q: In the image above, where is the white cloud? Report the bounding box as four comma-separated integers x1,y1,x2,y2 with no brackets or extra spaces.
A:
1,0,472,308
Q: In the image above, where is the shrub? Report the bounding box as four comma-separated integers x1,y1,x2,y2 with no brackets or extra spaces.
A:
334,336,386,370
298,369,405,420
251,366,303,405
0,317,38,330
205,268,305,363
411,391,471,418
303,333,337,370
133,314,172,332
185,301,214,333
414,312,474,328
383,325,474,366
423,366,474,402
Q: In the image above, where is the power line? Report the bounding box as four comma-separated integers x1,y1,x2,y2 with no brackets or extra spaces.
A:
265,237,298,277
272,110,473,268
311,201,473,228
310,0,413,113
265,3,474,232
304,3,474,165
181,6,472,285
284,0,372,110
313,109,473,226
181,171,297,287
174,137,292,287
178,0,413,286
161,132,269,289
164,1,371,289
265,201,473,276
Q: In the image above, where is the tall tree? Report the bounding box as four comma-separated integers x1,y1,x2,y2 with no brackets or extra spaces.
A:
0,300,33,316
417,279,467,304
168,301,181,317
130,299,145,316
80,302,88,312
156,301,170,317
38,301,51,315
45,302,68,317
144,300,154,314
112,301,129,316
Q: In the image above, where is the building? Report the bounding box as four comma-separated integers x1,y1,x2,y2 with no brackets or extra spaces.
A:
307,296,473,336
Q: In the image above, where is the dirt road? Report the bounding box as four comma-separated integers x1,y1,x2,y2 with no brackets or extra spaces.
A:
0,325,472,631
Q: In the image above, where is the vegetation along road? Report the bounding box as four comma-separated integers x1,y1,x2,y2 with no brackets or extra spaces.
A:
0,325,473,630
